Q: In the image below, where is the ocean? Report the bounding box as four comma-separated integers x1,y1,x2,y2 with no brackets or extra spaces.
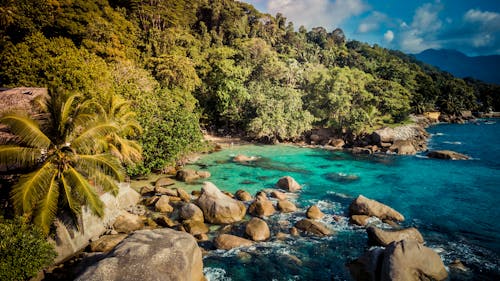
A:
186,121,500,280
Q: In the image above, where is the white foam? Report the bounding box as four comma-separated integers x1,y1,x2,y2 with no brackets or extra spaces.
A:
443,141,462,145
204,267,232,281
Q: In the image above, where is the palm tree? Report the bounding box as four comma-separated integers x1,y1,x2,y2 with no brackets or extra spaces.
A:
0,89,125,234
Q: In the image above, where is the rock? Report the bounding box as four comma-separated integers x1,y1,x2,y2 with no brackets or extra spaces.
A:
329,138,345,148
427,150,469,160
113,212,144,233
235,189,253,201
349,195,405,222
449,259,469,272
155,195,174,213
349,240,448,281
276,232,288,240
367,226,424,246
276,176,301,192
89,234,127,253
233,154,258,163
183,220,209,236
75,229,204,281
270,190,287,200
155,215,178,228
179,203,204,222
176,169,200,182
245,217,271,241
372,127,395,144
168,196,182,202
351,147,372,154
194,233,209,242
389,140,416,155
154,186,177,196
295,219,332,236
155,177,175,188
381,240,448,281
214,234,254,250
255,191,268,201
290,227,299,236
139,185,154,195
195,182,246,224
350,215,371,226
177,188,191,202
248,198,276,218
196,170,211,179
144,196,159,206
277,200,297,213
306,205,324,219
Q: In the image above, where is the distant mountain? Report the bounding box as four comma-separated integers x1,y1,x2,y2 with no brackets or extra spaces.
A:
414,49,500,84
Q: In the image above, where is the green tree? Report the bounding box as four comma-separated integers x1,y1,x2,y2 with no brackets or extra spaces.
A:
0,90,124,234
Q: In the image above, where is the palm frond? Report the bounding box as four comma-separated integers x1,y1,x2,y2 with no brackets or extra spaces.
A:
33,173,59,234
115,137,143,164
90,170,120,196
10,162,57,215
76,153,125,182
0,114,51,149
60,174,81,216
0,145,42,168
71,123,118,153
64,166,104,217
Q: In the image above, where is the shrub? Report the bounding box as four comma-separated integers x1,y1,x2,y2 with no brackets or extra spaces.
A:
0,217,56,281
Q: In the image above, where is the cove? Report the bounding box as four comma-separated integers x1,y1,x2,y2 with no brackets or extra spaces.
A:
187,121,500,280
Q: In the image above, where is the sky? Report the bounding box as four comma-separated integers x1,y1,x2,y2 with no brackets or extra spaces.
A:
241,0,500,56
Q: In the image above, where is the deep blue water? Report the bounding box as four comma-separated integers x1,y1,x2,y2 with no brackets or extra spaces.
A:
188,121,500,280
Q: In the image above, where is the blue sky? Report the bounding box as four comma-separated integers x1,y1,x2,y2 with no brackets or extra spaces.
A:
241,0,500,56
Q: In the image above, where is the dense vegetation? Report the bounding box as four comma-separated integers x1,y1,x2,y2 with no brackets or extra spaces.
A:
1,0,499,176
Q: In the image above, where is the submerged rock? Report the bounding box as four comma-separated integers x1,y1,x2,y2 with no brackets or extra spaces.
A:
195,182,246,224
367,226,424,246
349,195,405,222
295,219,332,236
245,217,271,241
276,176,301,192
233,154,258,163
427,150,469,160
75,228,205,281
214,234,254,250
324,172,359,183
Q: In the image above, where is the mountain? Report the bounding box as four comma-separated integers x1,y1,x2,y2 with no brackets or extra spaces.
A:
414,49,500,84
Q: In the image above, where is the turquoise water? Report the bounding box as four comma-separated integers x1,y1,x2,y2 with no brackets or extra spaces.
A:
188,121,500,280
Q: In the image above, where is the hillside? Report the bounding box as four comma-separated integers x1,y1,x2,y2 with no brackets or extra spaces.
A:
415,49,500,84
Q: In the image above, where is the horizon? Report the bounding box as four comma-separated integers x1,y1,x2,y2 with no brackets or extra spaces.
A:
241,0,500,57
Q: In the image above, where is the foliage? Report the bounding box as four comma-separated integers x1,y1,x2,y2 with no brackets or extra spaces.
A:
0,217,56,281
0,90,125,234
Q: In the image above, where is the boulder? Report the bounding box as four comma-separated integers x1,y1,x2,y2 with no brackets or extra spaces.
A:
277,200,297,213
179,203,204,222
389,140,416,155
349,240,447,281
176,169,200,182
177,188,191,202
270,190,287,200
139,185,154,195
233,154,258,163
350,215,371,226
214,234,254,250
155,177,175,188
427,150,469,160
196,170,211,179
155,195,173,213
290,227,299,236
113,212,144,233
306,205,324,219
329,138,345,148
248,198,276,218
295,219,332,236
372,127,395,144
367,226,424,246
255,191,268,201
75,228,204,281
351,147,372,155
155,215,178,228
195,182,246,224
89,234,128,253
349,195,405,222
183,220,209,236
155,186,177,196
245,217,271,241
235,189,253,201
276,176,301,192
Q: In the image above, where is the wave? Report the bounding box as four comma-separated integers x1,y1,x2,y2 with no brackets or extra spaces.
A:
204,267,232,281
443,141,463,145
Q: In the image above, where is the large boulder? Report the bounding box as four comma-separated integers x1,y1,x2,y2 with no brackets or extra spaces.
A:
195,182,246,224
306,205,324,219
245,217,271,241
349,195,405,222
75,228,205,281
214,234,254,250
89,234,128,253
367,226,424,246
276,176,301,192
372,127,395,144
277,200,297,213
179,203,204,222
113,212,144,233
389,140,416,155
349,240,447,281
295,219,332,236
248,198,276,218
427,150,469,160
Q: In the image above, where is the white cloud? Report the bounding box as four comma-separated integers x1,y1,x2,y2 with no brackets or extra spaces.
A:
267,0,368,29
357,11,388,33
384,30,394,43
398,3,443,53
464,9,499,24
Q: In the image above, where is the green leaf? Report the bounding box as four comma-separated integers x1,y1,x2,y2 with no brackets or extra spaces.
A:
33,173,59,234
0,146,41,169
0,115,51,149
64,167,104,217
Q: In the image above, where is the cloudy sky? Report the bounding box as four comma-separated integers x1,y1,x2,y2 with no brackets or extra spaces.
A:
241,0,500,56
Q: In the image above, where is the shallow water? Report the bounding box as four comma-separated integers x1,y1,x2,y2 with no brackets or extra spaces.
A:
188,121,500,280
